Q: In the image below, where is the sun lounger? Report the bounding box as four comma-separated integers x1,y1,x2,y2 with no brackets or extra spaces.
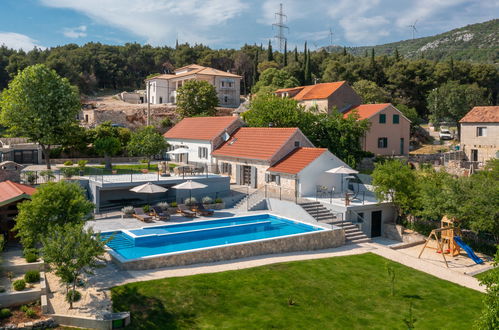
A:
177,205,197,218
152,206,170,221
133,208,153,222
194,203,214,216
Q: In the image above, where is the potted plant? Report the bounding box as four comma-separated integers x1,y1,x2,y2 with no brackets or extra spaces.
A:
77,160,88,176
23,171,38,185
60,167,78,180
142,205,151,214
213,198,225,210
202,196,213,208
121,206,134,218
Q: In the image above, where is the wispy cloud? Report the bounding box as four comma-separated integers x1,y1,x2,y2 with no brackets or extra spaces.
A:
0,32,45,50
40,0,249,45
63,25,87,38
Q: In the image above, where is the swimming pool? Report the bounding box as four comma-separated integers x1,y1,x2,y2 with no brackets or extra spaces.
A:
101,214,325,260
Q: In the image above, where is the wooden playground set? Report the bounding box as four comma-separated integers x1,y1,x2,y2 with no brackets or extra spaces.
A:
418,216,483,267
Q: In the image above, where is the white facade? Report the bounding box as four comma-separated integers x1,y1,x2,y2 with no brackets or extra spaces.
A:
166,139,214,165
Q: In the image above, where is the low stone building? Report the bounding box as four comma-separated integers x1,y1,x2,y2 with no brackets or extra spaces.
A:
0,161,24,182
0,138,42,164
275,81,361,114
459,106,499,163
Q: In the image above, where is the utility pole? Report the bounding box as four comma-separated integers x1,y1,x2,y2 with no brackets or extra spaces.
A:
147,81,151,126
272,3,289,52
329,27,334,45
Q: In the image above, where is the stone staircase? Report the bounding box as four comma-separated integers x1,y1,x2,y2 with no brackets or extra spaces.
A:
299,201,370,244
235,187,267,211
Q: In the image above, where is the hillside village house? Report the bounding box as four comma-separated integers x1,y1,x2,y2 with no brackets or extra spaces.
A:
459,106,499,163
163,116,244,165
145,64,242,108
343,103,411,156
212,127,314,188
275,81,361,113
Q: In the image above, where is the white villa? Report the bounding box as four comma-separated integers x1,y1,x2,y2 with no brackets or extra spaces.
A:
145,64,242,108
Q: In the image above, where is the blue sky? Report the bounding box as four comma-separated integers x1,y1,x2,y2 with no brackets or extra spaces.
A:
0,0,498,51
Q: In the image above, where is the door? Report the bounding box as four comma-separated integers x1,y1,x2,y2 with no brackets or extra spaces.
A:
471,149,478,162
242,166,252,186
400,138,404,155
371,210,382,237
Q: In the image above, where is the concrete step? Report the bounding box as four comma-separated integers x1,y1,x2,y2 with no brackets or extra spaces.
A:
346,233,368,240
346,237,371,244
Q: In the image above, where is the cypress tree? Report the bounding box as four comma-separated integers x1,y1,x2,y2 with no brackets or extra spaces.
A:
370,48,375,67
294,46,298,63
283,40,288,67
364,49,368,57
342,47,347,56
394,48,400,61
253,48,260,86
304,49,311,85
267,40,273,62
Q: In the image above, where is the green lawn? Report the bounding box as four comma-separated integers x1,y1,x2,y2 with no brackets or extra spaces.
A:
87,163,177,175
111,253,484,330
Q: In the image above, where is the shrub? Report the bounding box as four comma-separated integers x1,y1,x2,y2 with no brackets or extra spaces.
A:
142,205,151,213
121,206,134,216
24,270,40,283
24,171,38,185
214,198,223,204
139,159,149,164
66,289,81,303
13,279,26,291
25,308,36,318
170,201,178,207
0,234,4,252
77,160,88,171
157,202,169,210
202,196,213,204
160,117,172,128
60,167,79,179
63,160,74,166
40,170,55,182
20,305,29,312
0,308,11,319
24,248,39,263
184,197,197,206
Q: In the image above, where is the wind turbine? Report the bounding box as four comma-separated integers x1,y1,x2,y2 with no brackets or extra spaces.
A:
408,20,418,40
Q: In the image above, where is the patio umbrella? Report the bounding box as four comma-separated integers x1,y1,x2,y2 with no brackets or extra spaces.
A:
130,182,168,205
325,166,359,192
172,180,207,201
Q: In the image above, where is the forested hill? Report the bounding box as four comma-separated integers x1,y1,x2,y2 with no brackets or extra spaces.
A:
324,19,499,64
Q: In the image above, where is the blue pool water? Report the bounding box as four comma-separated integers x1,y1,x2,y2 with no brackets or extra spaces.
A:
101,214,323,260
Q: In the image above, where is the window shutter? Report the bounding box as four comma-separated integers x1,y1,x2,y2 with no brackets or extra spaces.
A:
250,167,257,188
276,175,281,185
235,165,241,185
228,164,232,175
265,173,269,183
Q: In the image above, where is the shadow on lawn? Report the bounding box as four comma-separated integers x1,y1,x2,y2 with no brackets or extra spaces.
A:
111,285,196,330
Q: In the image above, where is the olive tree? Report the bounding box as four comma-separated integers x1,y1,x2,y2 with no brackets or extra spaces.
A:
0,64,81,169
176,80,219,117
127,126,168,169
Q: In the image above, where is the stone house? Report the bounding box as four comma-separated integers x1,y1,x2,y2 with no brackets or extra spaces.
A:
164,116,244,165
212,127,314,188
146,64,242,108
459,106,499,163
275,81,361,114
0,161,24,182
342,103,411,156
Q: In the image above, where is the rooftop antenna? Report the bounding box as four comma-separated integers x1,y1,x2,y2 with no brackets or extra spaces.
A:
272,3,289,52
408,20,418,40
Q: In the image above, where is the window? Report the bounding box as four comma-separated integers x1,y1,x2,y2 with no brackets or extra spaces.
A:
221,162,232,175
378,137,388,148
294,141,300,147
379,114,386,124
477,127,487,137
221,81,225,88
357,212,364,223
198,147,209,159
224,96,228,103
159,97,163,104
265,173,281,185
393,114,399,124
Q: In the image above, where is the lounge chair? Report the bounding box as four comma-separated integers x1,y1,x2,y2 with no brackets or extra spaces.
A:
194,203,214,216
152,206,170,221
177,205,197,218
133,208,153,222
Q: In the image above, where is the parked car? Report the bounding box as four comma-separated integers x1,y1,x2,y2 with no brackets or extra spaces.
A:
439,128,453,140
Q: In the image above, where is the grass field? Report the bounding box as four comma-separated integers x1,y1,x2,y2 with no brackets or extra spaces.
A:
111,253,484,330
87,163,177,175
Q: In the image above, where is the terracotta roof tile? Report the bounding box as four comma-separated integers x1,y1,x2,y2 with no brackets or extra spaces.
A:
212,127,299,161
0,180,36,206
164,116,240,141
147,65,241,80
459,106,499,123
342,103,391,120
276,82,346,101
268,148,327,174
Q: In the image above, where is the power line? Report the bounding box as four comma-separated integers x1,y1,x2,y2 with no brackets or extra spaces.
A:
408,20,418,40
272,3,289,52
329,27,334,45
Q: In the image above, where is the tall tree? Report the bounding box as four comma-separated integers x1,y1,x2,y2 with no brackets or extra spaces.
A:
15,181,94,250
267,40,273,62
0,64,80,169
251,68,299,94
475,247,499,330
91,122,123,170
283,40,288,67
176,80,219,117
127,126,168,169
294,46,299,63
352,80,390,103
304,50,311,85
394,48,401,61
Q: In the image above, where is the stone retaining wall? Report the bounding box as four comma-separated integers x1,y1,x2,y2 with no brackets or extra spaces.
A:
112,228,345,270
